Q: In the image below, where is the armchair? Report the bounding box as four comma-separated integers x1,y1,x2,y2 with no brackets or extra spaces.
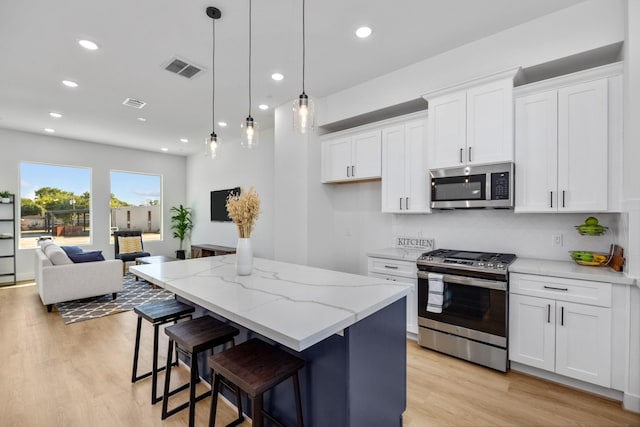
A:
114,229,151,275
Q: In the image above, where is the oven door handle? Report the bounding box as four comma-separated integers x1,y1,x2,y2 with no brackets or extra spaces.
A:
417,271,507,291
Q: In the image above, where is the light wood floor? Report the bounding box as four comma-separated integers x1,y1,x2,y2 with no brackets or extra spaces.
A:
1,282,638,427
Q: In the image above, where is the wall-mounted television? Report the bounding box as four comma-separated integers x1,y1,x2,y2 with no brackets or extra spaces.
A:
210,187,240,222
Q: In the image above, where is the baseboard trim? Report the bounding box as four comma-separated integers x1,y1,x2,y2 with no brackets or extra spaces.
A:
510,362,624,402
623,392,640,413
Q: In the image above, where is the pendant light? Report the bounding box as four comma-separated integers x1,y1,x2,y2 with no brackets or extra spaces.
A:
240,0,258,148
292,0,314,133
205,6,222,159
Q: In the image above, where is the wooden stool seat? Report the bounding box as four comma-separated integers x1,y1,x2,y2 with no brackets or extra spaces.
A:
131,299,195,404
162,315,240,427
208,338,305,427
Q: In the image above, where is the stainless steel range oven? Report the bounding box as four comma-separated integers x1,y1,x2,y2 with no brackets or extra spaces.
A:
416,249,516,372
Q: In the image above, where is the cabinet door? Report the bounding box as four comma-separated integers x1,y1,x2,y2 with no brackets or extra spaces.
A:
369,272,417,335
427,91,466,168
555,301,611,387
509,294,555,372
466,79,514,165
514,90,558,212
322,137,351,183
404,119,429,213
352,130,381,180
381,125,406,212
557,79,608,211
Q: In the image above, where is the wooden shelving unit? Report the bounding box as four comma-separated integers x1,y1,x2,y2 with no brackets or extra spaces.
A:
0,194,16,286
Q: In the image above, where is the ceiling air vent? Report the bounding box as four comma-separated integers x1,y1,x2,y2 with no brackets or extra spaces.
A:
122,98,147,109
163,56,204,79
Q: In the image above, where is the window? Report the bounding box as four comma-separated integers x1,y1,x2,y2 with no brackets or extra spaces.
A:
110,171,162,243
20,162,91,249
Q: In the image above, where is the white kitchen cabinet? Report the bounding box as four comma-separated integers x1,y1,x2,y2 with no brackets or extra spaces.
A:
321,130,381,183
426,76,514,169
381,118,429,213
515,63,622,213
509,273,612,388
368,257,418,335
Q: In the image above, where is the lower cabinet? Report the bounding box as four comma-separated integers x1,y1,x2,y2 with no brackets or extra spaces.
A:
368,257,417,335
509,273,612,387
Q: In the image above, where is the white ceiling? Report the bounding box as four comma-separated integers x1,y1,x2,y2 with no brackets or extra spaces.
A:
0,0,584,156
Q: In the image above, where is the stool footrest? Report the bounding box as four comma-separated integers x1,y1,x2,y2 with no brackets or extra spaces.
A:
162,389,209,419
131,359,179,383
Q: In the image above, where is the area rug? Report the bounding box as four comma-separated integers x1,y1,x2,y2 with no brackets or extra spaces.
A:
56,273,174,324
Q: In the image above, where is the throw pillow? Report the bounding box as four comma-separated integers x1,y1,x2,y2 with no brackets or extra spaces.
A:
68,251,105,263
40,240,55,250
45,245,74,265
61,245,83,255
118,236,143,254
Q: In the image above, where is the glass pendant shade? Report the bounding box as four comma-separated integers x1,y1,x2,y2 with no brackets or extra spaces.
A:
240,116,259,148
205,133,220,159
293,92,314,133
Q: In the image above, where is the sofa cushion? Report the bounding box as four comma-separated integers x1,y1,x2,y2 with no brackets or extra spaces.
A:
44,245,73,265
118,236,143,254
61,245,84,255
68,250,105,263
40,240,55,251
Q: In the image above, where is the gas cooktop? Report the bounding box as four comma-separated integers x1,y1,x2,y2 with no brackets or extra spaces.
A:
417,248,517,272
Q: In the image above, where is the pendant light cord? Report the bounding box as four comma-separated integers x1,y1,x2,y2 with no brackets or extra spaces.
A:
248,0,252,117
212,15,216,134
302,0,306,94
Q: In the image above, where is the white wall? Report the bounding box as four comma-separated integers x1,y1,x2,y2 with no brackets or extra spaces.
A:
319,0,625,126
185,129,275,260
0,128,187,281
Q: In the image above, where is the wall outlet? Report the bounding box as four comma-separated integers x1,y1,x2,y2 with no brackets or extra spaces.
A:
552,233,563,247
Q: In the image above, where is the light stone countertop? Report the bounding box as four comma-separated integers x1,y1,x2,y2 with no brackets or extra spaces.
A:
510,258,636,286
130,256,410,352
366,247,425,262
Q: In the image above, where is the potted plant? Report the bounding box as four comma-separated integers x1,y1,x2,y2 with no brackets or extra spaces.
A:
0,191,11,204
170,204,193,259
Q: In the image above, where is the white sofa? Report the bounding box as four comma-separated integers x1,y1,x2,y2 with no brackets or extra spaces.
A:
35,242,123,312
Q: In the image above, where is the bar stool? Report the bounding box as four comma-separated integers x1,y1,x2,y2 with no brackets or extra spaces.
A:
162,315,240,427
131,299,195,404
208,338,305,427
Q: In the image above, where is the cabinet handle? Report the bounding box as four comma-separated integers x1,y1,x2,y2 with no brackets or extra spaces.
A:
561,306,564,326
384,265,399,269
351,165,355,177
543,285,568,291
547,304,551,323
406,197,409,210
550,191,553,208
399,198,403,210
346,166,350,177
562,190,566,208
468,146,472,163
459,148,463,163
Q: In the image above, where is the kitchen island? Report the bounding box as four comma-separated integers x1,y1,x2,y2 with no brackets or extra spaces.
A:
130,255,410,427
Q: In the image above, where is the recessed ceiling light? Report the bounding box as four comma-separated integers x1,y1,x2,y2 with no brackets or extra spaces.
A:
355,26,372,38
179,138,189,143
161,147,169,152
49,112,63,118
258,104,269,110
62,80,78,88
218,121,227,127
44,128,55,133
137,117,147,122
271,73,284,81
78,39,99,50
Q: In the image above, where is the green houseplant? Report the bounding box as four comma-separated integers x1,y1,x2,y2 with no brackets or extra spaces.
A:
170,204,193,259
0,191,11,203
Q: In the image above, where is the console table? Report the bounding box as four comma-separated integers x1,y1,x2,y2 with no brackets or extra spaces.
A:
190,244,236,258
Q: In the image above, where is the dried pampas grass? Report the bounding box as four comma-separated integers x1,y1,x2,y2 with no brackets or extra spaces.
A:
226,187,261,238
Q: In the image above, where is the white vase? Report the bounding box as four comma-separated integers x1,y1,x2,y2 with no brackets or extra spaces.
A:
235,237,253,275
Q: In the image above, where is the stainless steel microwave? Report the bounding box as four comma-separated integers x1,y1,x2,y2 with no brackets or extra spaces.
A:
430,162,514,209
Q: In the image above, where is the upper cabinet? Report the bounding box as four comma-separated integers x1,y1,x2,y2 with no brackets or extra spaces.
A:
425,70,517,169
321,130,381,183
514,63,623,213
381,117,429,213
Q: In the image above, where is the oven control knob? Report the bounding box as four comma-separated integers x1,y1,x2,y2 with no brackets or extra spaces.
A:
497,263,505,269
478,262,484,267
427,256,433,261
487,263,494,268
